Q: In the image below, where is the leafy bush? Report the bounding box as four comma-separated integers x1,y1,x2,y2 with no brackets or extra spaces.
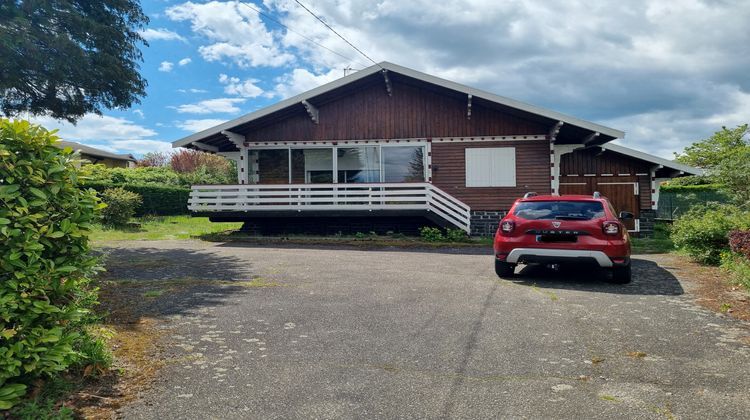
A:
420,227,472,242
659,183,725,193
419,226,445,242
81,165,182,186
728,230,750,259
671,205,750,265
170,149,236,183
662,176,717,186
100,187,142,226
176,164,236,186
85,182,189,216
83,158,237,187
445,228,470,242
0,119,103,409
720,252,750,291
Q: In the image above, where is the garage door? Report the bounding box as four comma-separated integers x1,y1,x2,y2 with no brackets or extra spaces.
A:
559,177,639,231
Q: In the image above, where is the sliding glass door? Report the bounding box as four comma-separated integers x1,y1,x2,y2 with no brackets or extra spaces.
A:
291,148,334,183
256,149,289,184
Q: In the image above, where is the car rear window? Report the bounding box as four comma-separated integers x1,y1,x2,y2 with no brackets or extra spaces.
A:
513,201,605,220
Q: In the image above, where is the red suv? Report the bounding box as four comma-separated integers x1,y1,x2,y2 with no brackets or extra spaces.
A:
493,192,633,283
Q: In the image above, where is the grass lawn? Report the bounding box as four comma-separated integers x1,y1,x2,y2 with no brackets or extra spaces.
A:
90,216,242,241
92,216,676,255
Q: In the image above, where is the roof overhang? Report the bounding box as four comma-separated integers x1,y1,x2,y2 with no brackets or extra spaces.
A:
601,143,703,176
173,61,624,151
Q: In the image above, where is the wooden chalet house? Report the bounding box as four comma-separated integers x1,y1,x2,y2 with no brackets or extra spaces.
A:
173,62,700,236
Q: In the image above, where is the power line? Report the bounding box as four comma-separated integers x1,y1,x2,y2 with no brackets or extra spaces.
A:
291,0,382,70
237,1,369,69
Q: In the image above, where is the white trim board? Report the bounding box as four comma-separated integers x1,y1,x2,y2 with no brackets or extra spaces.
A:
241,134,548,148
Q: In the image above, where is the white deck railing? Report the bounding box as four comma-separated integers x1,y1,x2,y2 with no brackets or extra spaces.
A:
189,183,472,232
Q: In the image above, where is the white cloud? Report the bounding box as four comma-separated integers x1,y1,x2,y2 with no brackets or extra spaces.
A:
218,74,264,98
140,27,187,42
166,1,294,68
172,97,246,114
159,0,750,157
158,61,174,72
107,140,174,154
30,115,170,156
176,119,227,132
133,109,144,118
178,88,209,93
272,68,341,99
259,0,750,157
178,57,192,66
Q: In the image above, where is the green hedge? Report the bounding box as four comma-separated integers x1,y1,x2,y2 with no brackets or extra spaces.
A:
84,182,189,216
660,183,724,193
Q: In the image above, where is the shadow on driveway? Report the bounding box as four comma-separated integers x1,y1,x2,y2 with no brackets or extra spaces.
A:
96,246,259,324
509,257,684,296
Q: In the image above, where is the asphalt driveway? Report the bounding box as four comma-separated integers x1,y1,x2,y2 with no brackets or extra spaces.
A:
101,241,750,419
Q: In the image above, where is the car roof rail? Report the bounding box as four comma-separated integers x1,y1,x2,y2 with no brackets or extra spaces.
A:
523,192,537,199
593,191,601,198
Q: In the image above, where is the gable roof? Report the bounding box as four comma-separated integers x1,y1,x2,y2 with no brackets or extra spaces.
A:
55,141,136,162
173,61,624,150
601,143,703,175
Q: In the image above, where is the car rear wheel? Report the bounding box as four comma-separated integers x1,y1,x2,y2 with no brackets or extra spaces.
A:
611,264,632,284
495,260,515,278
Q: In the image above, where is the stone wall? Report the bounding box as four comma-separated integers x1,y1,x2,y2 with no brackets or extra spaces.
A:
470,210,506,237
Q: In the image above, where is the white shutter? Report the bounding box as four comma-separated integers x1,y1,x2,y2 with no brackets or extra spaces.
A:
465,147,516,187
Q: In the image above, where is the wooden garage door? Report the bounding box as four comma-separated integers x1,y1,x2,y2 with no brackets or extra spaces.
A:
559,177,639,231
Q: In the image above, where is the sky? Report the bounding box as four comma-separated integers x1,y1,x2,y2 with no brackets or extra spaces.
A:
31,0,750,159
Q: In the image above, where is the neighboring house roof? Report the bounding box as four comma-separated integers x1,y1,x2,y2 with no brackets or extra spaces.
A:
601,143,703,176
173,61,624,150
55,141,136,162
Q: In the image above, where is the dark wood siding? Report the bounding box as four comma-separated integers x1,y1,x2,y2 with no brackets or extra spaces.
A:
247,80,548,142
560,149,653,210
431,140,551,210
561,148,651,177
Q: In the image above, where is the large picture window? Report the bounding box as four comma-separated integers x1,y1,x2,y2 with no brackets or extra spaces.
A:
337,146,380,183
382,146,425,182
250,144,427,184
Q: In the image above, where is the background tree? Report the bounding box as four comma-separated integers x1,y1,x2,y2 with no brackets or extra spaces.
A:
674,124,749,170
0,0,149,122
716,147,750,205
137,151,171,168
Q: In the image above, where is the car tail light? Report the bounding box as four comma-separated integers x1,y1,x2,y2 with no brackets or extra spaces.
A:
602,221,620,236
500,220,515,235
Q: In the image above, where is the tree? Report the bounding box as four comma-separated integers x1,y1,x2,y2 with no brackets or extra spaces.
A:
717,147,750,205
0,0,149,123
674,124,749,169
137,151,171,167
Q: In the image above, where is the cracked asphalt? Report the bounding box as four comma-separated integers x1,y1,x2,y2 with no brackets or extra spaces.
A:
101,240,750,419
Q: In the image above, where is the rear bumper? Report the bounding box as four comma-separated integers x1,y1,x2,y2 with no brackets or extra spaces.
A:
504,248,627,268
